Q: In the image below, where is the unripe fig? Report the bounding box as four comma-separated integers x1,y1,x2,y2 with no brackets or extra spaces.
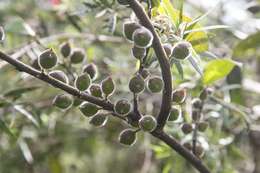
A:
140,69,150,79
181,123,193,134
114,99,131,116
133,27,153,48
147,76,163,93
74,74,91,91
101,76,115,97
123,22,141,41
163,43,173,57
131,46,146,60
49,70,69,84
172,88,187,104
70,48,85,64
183,142,192,150
38,48,58,69
129,74,145,94
89,113,108,127
117,0,128,5
192,98,203,109
192,109,201,121
119,129,137,146
79,102,99,117
0,26,5,41
53,94,73,109
139,115,157,132
82,63,98,80
59,41,71,58
195,145,204,158
198,121,208,132
168,106,181,121
73,97,83,107
89,84,102,98
172,41,191,60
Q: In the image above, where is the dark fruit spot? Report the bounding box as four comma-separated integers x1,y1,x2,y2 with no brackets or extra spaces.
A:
70,48,85,64
181,123,193,134
59,41,71,58
82,63,98,80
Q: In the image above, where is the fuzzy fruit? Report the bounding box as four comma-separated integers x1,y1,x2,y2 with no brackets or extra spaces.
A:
123,22,141,41
70,48,85,64
101,76,115,97
49,70,69,84
53,94,72,109
74,74,91,91
38,48,58,69
181,123,193,134
82,63,98,80
163,43,173,57
59,41,71,58
79,102,99,117
114,99,131,116
147,76,163,93
131,46,146,60
172,41,191,60
198,121,208,132
89,113,108,127
119,129,137,146
89,84,102,98
192,98,203,109
0,26,5,41
140,69,150,79
168,106,181,121
129,74,145,94
139,115,157,132
133,27,153,48
172,88,187,104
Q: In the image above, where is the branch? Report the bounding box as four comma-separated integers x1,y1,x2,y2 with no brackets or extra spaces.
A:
127,0,172,130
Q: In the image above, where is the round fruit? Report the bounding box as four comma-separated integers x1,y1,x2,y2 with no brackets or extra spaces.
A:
70,48,85,64
129,74,145,94
181,123,193,134
117,0,128,5
114,99,131,116
192,109,201,121
123,22,141,41
198,122,208,132
38,48,58,69
168,106,181,121
82,63,98,80
73,97,83,107
131,46,146,60
133,27,153,48
139,115,157,132
49,70,69,84
172,41,191,60
118,129,137,146
0,26,5,41
140,69,150,79
147,76,163,93
89,84,102,98
53,94,73,109
195,145,204,158
192,98,202,109
74,74,91,91
183,142,192,150
89,113,108,127
172,88,187,104
101,76,115,97
79,102,99,117
163,43,173,57
59,41,71,58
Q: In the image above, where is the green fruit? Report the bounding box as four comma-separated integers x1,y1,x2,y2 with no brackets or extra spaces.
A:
49,70,69,84
172,41,191,60
31,58,41,70
89,113,108,127
181,123,193,134
183,142,192,150
38,48,58,69
117,0,128,5
195,145,204,158
0,26,5,41
73,97,83,107
192,98,202,109
114,99,131,116
129,74,145,94
147,76,163,93
192,109,201,121
131,46,146,60
123,22,141,41
163,43,173,57
101,76,115,97
89,84,102,98
79,102,99,117
172,89,187,104
74,74,91,91
70,48,85,64
168,106,181,121
59,41,71,58
139,115,157,132
140,69,150,79
198,122,208,132
133,27,153,48
119,129,137,146
82,63,98,80
53,94,73,109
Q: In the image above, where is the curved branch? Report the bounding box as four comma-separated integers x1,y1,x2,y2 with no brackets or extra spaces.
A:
127,0,172,130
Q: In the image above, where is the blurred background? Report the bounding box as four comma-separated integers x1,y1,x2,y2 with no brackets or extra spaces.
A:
0,0,260,173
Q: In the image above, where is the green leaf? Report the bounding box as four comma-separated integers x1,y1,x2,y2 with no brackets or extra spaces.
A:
203,59,235,85
0,119,15,137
